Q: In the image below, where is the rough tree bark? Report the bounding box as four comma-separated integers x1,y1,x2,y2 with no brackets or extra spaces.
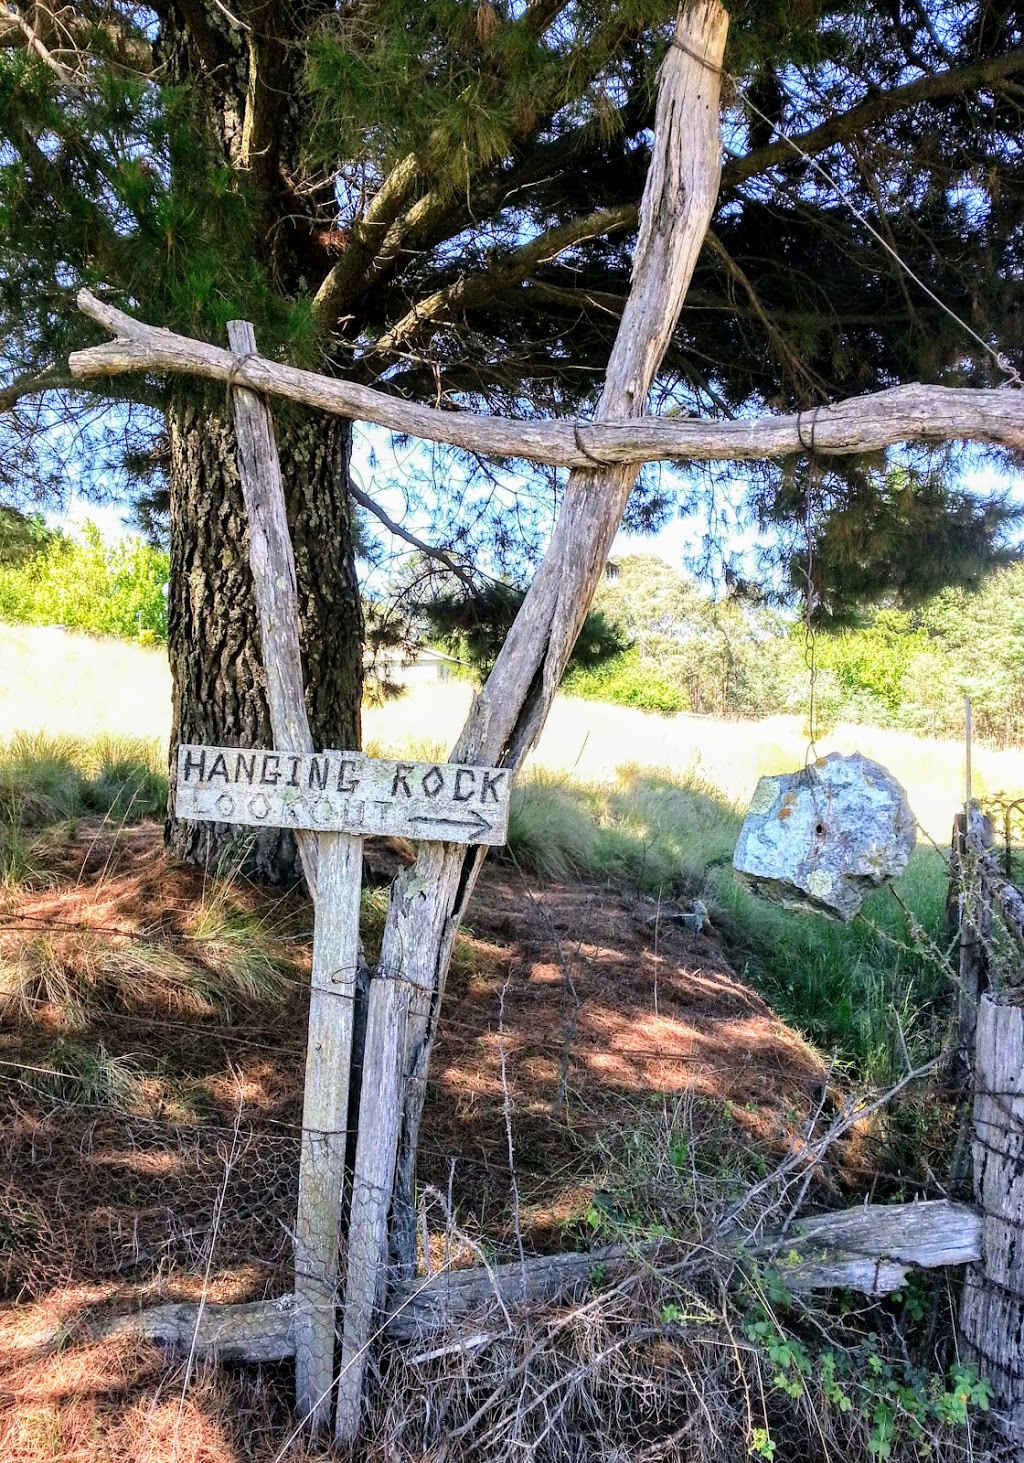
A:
165,391,363,880
158,4,365,882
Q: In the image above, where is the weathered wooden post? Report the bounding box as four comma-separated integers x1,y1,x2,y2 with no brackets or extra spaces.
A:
214,329,515,1431
226,320,353,1425
948,808,993,1068
960,993,1024,1451
176,750,511,1428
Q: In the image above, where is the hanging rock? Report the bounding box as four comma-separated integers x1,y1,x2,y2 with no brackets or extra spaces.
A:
732,752,915,921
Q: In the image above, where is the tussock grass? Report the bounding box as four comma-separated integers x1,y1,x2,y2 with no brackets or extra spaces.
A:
183,889,300,1012
0,929,221,1029
505,773,603,881
505,766,737,890
0,731,166,828
26,1037,146,1111
0,914,302,1031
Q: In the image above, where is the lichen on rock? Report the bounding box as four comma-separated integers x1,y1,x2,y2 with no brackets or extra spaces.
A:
732,752,916,921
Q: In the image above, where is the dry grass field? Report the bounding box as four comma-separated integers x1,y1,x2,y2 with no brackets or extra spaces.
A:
6,623,1021,842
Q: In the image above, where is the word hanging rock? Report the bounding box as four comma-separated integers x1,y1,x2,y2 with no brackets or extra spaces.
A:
176,745,512,845
732,752,915,921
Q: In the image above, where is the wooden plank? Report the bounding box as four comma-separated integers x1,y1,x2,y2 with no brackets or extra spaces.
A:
228,321,363,1429
293,831,362,1430
104,1296,295,1363
960,995,1024,1447
101,1199,981,1363
759,1199,983,1296
175,744,511,845
334,973,410,1442
226,320,319,894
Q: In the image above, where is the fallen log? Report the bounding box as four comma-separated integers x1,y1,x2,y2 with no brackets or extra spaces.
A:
99,1200,979,1363
759,1198,981,1295
107,1293,296,1363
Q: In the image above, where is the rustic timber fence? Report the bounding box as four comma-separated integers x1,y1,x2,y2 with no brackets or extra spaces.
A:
943,804,1024,1451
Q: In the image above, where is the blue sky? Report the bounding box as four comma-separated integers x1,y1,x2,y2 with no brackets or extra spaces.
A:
51,421,1023,590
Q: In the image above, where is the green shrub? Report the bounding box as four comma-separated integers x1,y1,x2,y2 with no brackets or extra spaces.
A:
0,521,168,642
0,733,167,828
562,648,687,713
555,554,1024,743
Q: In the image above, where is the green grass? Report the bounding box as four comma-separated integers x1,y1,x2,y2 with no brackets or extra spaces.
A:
0,728,956,1079
26,1037,146,1111
714,848,952,1081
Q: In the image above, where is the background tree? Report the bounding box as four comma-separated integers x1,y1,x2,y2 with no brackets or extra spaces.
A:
1,0,1023,877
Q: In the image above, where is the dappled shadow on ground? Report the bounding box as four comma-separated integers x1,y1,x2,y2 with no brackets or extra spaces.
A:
0,822,831,1461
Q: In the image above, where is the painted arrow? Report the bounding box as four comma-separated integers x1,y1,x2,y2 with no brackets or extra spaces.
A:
408,810,493,838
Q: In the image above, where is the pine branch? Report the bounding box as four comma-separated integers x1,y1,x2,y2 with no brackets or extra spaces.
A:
0,2,153,73
372,204,637,357
726,46,1024,189
0,364,68,413
522,0,574,39
2,3,78,88
312,10,660,327
347,480,476,588
704,229,829,399
311,153,422,327
510,279,629,319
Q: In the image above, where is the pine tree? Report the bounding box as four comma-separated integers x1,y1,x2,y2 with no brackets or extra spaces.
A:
0,0,1022,873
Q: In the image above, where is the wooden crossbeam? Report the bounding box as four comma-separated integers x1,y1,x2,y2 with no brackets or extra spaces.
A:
71,293,1024,468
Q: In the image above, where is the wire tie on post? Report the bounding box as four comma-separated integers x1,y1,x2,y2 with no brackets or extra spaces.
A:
573,420,618,469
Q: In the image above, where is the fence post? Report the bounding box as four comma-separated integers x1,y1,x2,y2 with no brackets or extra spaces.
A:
959,993,1024,1448
228,320,361,1430
948,809,992,1068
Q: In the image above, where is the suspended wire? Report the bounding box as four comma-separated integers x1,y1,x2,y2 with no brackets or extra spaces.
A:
796,407,823,769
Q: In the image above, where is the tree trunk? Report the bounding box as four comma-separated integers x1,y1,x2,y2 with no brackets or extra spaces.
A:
165,388,363,881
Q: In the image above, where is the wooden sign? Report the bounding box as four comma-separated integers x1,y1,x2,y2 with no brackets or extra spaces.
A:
176,744,511,845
